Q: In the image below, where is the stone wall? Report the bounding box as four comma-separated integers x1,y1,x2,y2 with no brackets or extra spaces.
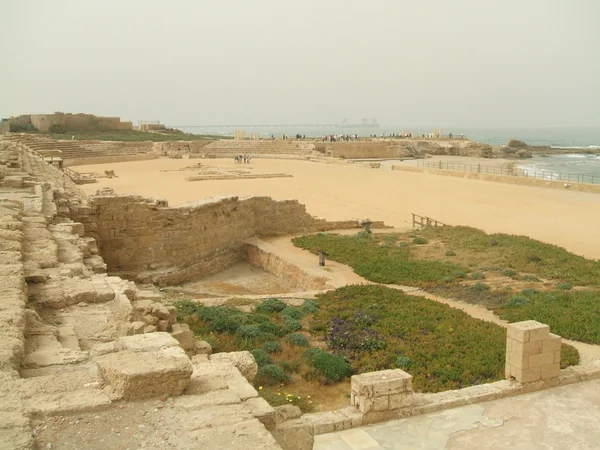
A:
29,113,132,132
326,142,405,159
77,195,383,285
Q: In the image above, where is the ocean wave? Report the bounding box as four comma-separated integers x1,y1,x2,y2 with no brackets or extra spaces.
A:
551,145,600,150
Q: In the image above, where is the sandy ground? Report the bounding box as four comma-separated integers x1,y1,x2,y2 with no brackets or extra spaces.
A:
75,157,600,259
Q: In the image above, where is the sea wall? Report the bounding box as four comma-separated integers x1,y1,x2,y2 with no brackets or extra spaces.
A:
391,165,600,194
76,195,383,285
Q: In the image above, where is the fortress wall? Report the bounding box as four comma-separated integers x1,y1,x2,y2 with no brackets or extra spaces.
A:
30,113,132,132
391,165,600,194
80,195,383,285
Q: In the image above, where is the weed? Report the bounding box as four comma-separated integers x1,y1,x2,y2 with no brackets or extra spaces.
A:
285,333,309,347
250,348,274,366
262,341,283,354
281,306,305,320
468,272,485,280
255,298,287,314
413,237,429,245
556,282,573,291
255,364,290,386
445,250,457,257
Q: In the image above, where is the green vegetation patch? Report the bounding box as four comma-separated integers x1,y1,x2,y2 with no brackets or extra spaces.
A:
416,226,600,286
47,129,227,142
497,290,600,344
292,233,465,287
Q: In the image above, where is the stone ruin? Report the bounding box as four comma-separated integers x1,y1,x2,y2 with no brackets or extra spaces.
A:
0,138,387,449
4,136,600,449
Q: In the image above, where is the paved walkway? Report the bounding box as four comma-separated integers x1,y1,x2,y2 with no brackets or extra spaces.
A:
314,379,600,450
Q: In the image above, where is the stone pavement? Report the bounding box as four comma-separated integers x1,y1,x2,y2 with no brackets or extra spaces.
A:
314,379,600,450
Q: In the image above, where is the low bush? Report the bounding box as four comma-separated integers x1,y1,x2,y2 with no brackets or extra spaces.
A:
445,250,457,257
255,298,287,314
471,282,491,292
250,348,273,366
262,341,283,354
501,268,519,279
399,242,409,248
278,359,302,374
255,364,290,386
468,272,485,280
520,288,540,296
453,270,467,279
302,348,353,383
285,333,309,347
561,343,580,368
281,306,305,320
302,299,319,314
282,318,303,334
442,276,454,283
395,356,412,370
506,296,529,307
174,300,201,320
520,274,541,282
556,282,573,291
413,237,429,245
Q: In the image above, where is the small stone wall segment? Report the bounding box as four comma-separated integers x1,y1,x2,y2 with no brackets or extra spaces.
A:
83,194,384,285
506,320,561,383
95,333,193,400
351,369,413,416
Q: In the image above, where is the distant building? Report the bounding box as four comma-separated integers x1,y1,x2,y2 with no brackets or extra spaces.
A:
0,112,132,133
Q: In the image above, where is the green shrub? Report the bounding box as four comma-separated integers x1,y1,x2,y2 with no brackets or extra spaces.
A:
278,359,301,374
250,348,273,366
174,300,201,320
256,320,283,337
471,282,491,292
282,318,303,334
506,296,529,307
255,298,287,314
285,333,309,347
556,282,573,291
302,348,353,382
468,272,485,280
301,299,319,314
356,231,372,239
236,325,262,341
520,288,540,296
413,237,428,245
395,356,412,370
561,343,580,368
501,268,519,278
453,270,467,279
442,276,454,283
254,364,290,386
281,306,304,320
520,274,541,282
445,250,457,257
261,341,283,354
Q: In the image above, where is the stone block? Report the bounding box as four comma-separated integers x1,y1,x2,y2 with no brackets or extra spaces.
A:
507,320,547,343
506,351,529,370
529,351,555,368
337,406,363,428
511,339,543,356
195,340,212,355
372,395,389,412
351,369,412,399
389,392,413,409
275,404,302,424
272,418,314,450
227,381,258,400
541,363,560,380
518,367,541,383
245,397,276,430
117,332,180,352
543,334,562,353
95,347,192,400
210,351,258,381
171,323,196,351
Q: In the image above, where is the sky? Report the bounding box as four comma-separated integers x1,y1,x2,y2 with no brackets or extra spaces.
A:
1,0,599,128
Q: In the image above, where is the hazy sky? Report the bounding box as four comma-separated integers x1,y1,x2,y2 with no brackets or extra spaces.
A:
1,0,599,128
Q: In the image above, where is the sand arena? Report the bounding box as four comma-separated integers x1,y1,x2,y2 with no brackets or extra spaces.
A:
2,134,600,449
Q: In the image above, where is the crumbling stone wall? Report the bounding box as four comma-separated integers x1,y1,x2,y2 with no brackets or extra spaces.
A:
78,195,381,285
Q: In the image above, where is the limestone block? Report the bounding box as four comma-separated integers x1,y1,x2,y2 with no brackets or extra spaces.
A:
529,351,555,368
195,340,212,355
542,334,562,353
272,418,314,450
3,176,24,188
541,363,560,380
389,392,413,409
245,397,276,430
144,325,157,333
157,320,170,331
95,346,192,400
519,367,542,383
117,332,181,353
506,351,529,370
507,320,550,343
351,369,412,399
210,351,258,381
171,323,196,352
227,381,258,400
274,404,302,424
337,406,363,428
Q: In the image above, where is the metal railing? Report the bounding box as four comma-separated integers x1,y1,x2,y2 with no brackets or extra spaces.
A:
415,160,599,185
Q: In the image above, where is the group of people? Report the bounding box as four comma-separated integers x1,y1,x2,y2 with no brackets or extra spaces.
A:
322,134,359,142
234,154,252,164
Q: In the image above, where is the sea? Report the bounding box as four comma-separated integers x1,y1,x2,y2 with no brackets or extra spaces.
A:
178,125,600,182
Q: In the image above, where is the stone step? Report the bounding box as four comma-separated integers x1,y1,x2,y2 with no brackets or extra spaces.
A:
22,389,112,417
